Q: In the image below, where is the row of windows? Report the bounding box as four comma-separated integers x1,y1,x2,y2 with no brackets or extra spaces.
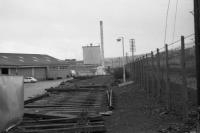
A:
49,66,68,70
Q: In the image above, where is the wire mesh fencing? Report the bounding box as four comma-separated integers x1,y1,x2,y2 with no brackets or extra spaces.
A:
126,35,196,117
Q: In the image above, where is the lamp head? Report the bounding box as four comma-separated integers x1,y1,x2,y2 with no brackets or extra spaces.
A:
116,38,121,42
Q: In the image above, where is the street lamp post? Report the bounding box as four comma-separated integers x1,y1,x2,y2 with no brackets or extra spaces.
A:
117,37,126,83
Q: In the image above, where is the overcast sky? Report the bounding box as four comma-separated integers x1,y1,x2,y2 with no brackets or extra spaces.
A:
0,0,194,60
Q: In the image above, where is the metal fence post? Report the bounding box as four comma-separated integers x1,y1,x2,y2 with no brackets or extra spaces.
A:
181,36,188,117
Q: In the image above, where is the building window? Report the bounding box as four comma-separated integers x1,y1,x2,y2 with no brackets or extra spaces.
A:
49,66,68,70
59,66,68,69
49,66,59,70
1,68,9,75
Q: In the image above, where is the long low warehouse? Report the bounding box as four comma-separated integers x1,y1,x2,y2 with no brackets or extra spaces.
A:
0,53,74,80
0,53,99,80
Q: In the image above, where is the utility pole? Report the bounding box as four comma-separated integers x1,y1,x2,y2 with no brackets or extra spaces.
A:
194,0,200,108
194,0,200,130
130,39,135,80
130,39,135,61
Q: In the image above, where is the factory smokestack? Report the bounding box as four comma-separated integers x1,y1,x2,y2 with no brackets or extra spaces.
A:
100,20,104,66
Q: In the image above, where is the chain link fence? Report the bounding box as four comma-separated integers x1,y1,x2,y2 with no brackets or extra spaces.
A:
126,35,196,117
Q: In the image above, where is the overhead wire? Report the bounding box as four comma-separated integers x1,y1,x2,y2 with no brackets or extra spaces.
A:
172,0,179,42
168,33,194,46
134,33,194,60
164,0,171,45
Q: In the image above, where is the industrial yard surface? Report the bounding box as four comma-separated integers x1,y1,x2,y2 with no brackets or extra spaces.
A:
8,76,197,133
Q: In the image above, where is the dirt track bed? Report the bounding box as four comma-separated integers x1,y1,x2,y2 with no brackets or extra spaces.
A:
9,76,113,133
24,90,107,118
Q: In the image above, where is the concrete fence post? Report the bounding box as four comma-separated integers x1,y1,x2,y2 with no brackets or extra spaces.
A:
133,61,135,81
139,58,142,88
141,57,144,89
131,61,133,80
156,48,162,102
136,59,139,83
140,57,143,89
142,56,146,90
133,61,136,81
132,60,134,80
165,44,171,110
151,51,156,97
137,59,140,83
146,54,150,97
135,59,137,82
181,36,188,117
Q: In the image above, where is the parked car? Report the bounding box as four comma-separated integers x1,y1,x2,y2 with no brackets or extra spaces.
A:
24,77,37,83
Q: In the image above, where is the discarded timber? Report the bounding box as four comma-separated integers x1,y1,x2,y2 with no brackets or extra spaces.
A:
24,93,50,105
79,84,107,88
46,88,105,92
16,125,106,133
21,116,103,124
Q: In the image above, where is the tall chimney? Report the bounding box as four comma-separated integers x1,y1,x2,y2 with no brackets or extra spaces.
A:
100,20,104,66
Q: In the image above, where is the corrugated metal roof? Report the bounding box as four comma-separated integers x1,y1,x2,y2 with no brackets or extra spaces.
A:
0,53,67,66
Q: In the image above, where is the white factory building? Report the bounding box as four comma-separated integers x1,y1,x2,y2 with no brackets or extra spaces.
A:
82,45,101,65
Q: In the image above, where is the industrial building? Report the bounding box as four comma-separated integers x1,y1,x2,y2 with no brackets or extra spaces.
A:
82,45,101,65
0,53,73,80
0,53,100,80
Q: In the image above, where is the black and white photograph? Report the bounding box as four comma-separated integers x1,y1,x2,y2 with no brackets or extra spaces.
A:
0,0,199,132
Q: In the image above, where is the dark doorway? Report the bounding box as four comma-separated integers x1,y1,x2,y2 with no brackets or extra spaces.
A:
1,68,9,75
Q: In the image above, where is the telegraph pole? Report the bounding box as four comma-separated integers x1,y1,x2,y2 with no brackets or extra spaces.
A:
130,39,135,61
130,39,135,80
194,1,200,130
194,0,200,107
194,0,200,133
